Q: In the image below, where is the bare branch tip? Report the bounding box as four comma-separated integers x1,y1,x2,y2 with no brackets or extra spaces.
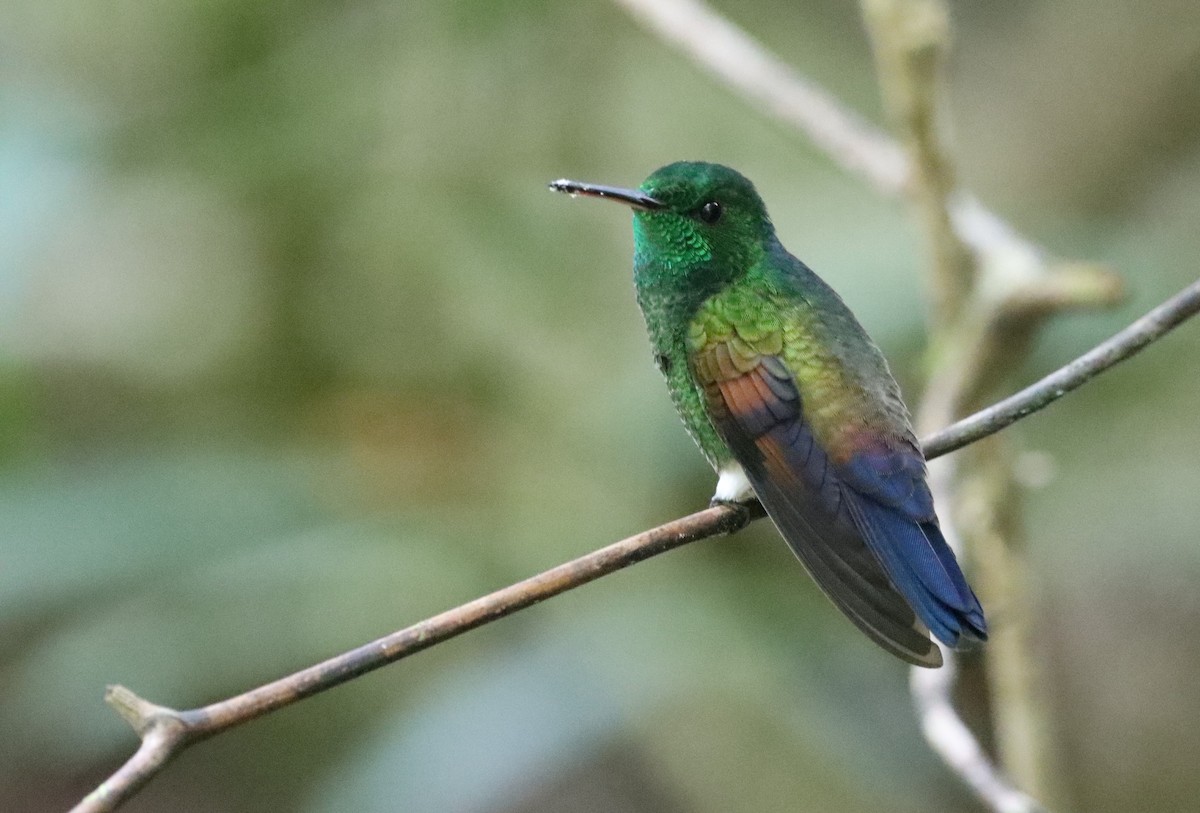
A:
1000,263,1126,322
105,685,184,738
1047,261,1126,306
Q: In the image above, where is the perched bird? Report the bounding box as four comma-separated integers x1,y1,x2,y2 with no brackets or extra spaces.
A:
550,162,985,667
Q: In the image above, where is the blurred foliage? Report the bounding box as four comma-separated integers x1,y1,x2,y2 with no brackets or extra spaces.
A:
1,1,1199,811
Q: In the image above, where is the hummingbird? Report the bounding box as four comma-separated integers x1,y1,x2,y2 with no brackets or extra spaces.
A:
550,162,986,667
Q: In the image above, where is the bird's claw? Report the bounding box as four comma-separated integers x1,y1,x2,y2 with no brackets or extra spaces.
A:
708,498,758,533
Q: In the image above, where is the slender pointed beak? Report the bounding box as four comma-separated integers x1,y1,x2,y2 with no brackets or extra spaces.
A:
548,178,665,211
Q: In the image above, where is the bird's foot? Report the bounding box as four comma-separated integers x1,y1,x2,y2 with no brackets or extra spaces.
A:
708,497,763,534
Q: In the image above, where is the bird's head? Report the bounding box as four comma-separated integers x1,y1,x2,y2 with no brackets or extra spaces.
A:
551,162,776,298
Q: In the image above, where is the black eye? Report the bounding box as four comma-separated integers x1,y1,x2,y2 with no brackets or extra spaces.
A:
698,200,722,224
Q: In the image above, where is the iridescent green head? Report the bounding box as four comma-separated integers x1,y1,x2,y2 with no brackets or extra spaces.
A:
550,162,776,299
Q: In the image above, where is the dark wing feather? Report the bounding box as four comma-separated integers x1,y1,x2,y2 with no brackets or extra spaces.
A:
698,351,943,667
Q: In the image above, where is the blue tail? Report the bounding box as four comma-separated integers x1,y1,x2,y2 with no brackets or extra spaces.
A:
845,495,987,647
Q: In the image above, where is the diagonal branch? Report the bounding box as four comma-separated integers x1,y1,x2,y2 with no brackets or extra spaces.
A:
611,0,1079,269
72,279,1200,813
612,0,909,195
923,277,1200,458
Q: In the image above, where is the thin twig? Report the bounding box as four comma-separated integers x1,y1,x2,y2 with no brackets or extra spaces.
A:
71,503,757,813
920,457,1048,813
612,0,1067,270
612,0,909,195
923,277,1200,459
861,0,975,328
72,280,1200,813
911,646,1048,813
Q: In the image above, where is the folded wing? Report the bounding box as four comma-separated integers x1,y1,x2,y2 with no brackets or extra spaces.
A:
692,340,986,666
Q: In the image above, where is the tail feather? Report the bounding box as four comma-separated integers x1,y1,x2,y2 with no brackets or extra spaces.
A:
845,495,987,646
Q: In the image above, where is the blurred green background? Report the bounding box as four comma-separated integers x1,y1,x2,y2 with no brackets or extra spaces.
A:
3,1,1199,811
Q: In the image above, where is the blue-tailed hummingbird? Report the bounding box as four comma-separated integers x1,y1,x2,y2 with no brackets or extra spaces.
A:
551,161,986,667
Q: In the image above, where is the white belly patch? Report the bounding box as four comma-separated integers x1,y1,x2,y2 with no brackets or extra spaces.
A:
713,461,755,502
